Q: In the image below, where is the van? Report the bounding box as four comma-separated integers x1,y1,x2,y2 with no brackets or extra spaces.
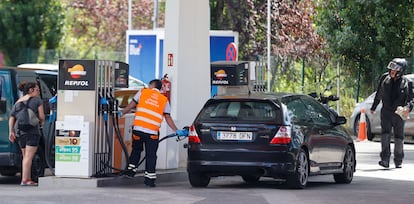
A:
0,66,57,178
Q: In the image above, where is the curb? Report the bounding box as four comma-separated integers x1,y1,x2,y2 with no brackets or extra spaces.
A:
39,168,188,188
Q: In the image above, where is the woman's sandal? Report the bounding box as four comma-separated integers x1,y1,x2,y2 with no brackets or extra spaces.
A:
20,180,38,186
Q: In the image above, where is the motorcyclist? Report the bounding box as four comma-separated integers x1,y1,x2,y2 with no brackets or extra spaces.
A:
370,58,413,168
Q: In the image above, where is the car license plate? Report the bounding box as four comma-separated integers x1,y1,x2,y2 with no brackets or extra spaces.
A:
217,131,253,141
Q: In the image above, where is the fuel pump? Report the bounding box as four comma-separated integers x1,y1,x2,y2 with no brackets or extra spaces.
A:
54,60,188,178
55,60,130,178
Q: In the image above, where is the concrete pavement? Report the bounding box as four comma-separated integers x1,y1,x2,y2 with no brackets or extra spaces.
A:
354,140,414,181
37,139,414,188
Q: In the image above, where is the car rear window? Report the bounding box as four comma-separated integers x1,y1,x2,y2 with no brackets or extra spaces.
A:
198,100,277,121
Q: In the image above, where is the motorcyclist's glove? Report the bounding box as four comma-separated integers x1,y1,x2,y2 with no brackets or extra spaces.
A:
176,129,189,136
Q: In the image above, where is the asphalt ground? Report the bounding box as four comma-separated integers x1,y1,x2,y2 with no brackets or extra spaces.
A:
0,140,413,204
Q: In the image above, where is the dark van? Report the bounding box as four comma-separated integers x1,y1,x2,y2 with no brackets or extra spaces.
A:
0,66,57,178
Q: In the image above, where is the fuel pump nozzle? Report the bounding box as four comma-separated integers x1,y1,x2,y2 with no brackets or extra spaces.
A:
100,96,109,122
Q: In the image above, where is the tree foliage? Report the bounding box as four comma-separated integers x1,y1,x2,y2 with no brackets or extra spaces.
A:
315,0,414,95
0,0,64,65
63,0,164,58
211,0,324,91
211,0,322,59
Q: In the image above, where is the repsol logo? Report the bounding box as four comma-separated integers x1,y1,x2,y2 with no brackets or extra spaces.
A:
64,80,89,86
212,80,229,85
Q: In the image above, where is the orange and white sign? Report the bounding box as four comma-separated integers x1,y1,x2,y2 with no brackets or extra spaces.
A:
168,53,173,67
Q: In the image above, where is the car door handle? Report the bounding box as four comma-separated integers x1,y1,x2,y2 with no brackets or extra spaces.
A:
319,130,325,135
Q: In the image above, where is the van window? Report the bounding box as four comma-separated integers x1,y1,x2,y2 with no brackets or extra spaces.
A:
0,75,6,114
37,73,57,115
38,73,57,96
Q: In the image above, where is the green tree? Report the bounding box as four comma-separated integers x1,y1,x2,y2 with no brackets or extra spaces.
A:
315,0,414,98
62,0,161,59
0,0,64,66
210,0,323,91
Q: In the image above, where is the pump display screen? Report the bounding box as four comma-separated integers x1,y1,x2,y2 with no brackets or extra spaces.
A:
114,61,129,88
211,62,249,86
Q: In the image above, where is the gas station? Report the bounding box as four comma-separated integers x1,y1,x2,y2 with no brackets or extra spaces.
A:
40,0,265,186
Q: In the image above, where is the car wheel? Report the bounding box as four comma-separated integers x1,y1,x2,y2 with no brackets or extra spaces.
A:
188,172,210,187
354,114,374,141
333,146,355,184
242,175,260,184
286,149,309,189
31,147,45,182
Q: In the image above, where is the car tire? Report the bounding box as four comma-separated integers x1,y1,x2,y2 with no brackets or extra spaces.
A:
31,147,46,182
354,114,374,141
333,146,355,184
286,149,309,189
188,172,210,187
242,175,260,184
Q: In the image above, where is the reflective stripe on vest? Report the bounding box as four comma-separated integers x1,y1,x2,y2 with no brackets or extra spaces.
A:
134,89,168,131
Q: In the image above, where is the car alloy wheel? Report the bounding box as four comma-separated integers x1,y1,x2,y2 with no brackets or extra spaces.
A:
334,146,355,184
287,149,309,189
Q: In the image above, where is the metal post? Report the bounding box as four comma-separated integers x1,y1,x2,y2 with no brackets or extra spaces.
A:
266,0,271,92
337,61,340,114
128,0,132,30
302,58,305,93
356,62,361,103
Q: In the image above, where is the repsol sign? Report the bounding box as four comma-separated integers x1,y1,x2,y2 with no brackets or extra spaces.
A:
64,80,89,86
58,60,96,90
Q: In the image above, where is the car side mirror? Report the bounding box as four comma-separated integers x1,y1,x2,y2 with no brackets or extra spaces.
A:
335,116,347,125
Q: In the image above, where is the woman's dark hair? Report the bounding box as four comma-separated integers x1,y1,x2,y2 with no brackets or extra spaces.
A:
18,81,38,95
149,79,162,90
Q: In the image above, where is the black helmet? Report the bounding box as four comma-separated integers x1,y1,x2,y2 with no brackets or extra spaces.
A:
387,58,408,77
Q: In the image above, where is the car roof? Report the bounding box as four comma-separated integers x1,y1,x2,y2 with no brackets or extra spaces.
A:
405,74,414,80
17,63,58,71
0,66,57,75
212,92,301,100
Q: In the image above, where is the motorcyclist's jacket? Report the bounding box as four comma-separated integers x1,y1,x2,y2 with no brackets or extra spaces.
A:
371,73,413,112
133,88,168,133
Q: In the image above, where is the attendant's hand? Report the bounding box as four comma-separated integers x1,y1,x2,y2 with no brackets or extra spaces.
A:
176,129,189,136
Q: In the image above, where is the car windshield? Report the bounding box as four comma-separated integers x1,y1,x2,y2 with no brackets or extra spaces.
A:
198,100,277,121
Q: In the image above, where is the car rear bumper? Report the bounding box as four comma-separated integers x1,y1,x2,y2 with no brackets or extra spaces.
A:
187,149,297,178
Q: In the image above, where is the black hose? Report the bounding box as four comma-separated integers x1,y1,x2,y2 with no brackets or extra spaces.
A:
94,95,113,177
45,96,57,175
44,119,55,175
111,95,130,170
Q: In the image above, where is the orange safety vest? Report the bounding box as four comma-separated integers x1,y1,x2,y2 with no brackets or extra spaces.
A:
133,89,168,132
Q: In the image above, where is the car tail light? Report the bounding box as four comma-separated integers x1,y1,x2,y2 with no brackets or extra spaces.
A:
188,125,201,143
270,126,291,144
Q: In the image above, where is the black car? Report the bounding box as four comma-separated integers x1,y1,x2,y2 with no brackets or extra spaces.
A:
187,92,356,189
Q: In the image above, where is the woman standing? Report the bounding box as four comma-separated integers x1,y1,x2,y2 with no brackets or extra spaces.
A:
8,82,44,186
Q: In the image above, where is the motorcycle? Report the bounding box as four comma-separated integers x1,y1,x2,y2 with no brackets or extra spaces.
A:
309,84,340,115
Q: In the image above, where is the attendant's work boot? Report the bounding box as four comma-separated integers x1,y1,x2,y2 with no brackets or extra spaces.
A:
378,160,389,168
